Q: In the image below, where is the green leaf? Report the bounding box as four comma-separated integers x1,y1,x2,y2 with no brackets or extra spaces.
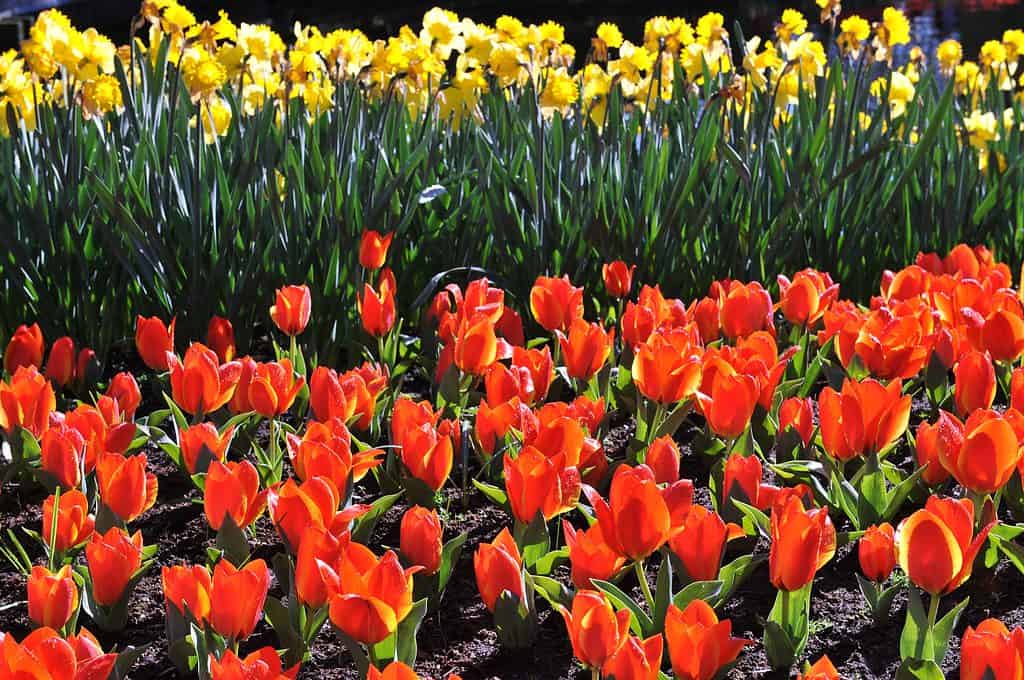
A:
472,479,508,507
592,579,654,636
514,513,550,570
351,492,403,544
894,659,945,680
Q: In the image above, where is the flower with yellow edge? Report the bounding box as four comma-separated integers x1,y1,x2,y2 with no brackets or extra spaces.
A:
81,74,122,119
837,16,870,57
1003,29,1024,64
181,47,228,100
696,12,727,48
421,8,464,60
873,7,910,62
538,66,578,116
937,39,963,74
743,37,781,92
161,2,197,37
965,110,999,151
775,9,807,44
597,23,623,50
581,62,612,127
871,71,915,118
192,95,231,143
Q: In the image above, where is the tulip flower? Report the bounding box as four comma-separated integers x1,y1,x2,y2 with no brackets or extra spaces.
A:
779,397,814,446
269,284,312,337
632,327,703,405
248,359,305,417
366,662,420,680
603,261,636,298
769,495,836,591
162,564,213,624
179,422,234,474
400,505,444,575
325,548,419,644
721,453,787,511
475,397,523,454
602,634,663,680
44,336,75,388
982,308,1024,362
897,496,995,596
530,275,584,333
697,362,760,439
776,270,838,327
267,476,340,552
563,520,626,589
0,365,56,438
4,323,44,373
40,423,86,490
664,599,750,680
210,559,271,641
557,319,614,381
96,452,158,523
135,315,175,371
954,350,996,417
291,526,352,609
797,656,840,680
0,628,117,680
818,377,911,462
308,366,355,422
504,446,581,524
287,418,382,489
210,648,300,680
859,523,897,582
167,343,242,416
106,372,142,421
513,346,554,403
85,527,143,607
453,313,499,376
560,590,631,670
960,619,1024,680
718,280,774,339
474,528,525,612
359,230,394,270
228,356,257,414
914,419,951,487
359,276,396,337
934,409,1021,495
399,422,454,492
204,460,268,531
669,505,740,582
67,626,117,672
206,316,236,362
43,489,95,553
27,565,78,630
645,435,680,484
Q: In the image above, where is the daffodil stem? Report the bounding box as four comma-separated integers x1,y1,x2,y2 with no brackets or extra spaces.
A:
634,559,655,612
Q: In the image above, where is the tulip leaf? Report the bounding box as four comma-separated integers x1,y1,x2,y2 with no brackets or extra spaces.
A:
493,590,538,650
731,499,770,539
652,552,673,632
592,579,654,636
899,587,969,664
472,479,508,507
529,574,572,609
671,580,723,611
215,514,251,566
763,620,799,670
881,465,927,523
263,597,302,655
532,547,568,577
438,531,468,592
712,554,764,608
335,629,370,678
162,392,190,436
514,513,550,570
894,659,945,680
395,598,428,665
351,491,403,544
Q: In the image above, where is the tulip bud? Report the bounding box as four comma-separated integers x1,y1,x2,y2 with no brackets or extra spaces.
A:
43,489,95,553
797,656,840,680
105,372,142,421
27,565,78,629
359,272,396,337
399,423,454,492
45,336,76,388
209,559,271,641
913,419,951,487
85,527,144,607
645,435,680,485
269,285,312,337
400,506,443,574
206,316,236,363
96,452,158,523
954,350,997,417
561,590,631,669
665,599,750,680
204,460,267,531
529,275,584,333
779,397,814,446
40,424,86,490
474,528,524,612
4,323,44,374
135,316,175,371
359,230,394,270
858,523,897,582
162,564,213,624
602,261,636,299
768,495,836,592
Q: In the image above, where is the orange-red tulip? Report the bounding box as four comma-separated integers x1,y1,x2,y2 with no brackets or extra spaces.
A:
841,302,935,380
664,599,750,680
135,316,175,371
474,528,525,612
27,565,78,630
722,453,778,510
859,523,897,582
168,343,242,416
632,327,703,404
359,276,396,337
818,377,911,462
179,422,234,474
40,424,86,490
669,505,738,582
779,397,814,446
5,323,44,374
105,372,141,421
645,435,680,485
400,505,443,575
897,496,995,595
558,319,614,381
206,316,236,363
45,336,75,388
85,527,143,606
982,308,1024,362
697,361,760,439
954,350,997,417
561,590,631,669
563,521,626,589
935,409,1022,495
359,230,394,270
308,366,355,423
776,270,838,327
287,418,383,489
530,275,584,333
718,281,774,339
768,495,836,591
960,618,1024,680
797,656,840,680
325,548,419,644
0,628,116,680
204,460,267,531
209,647,300,680
513,346,554,403
228,357,256,414
96,452,157,523
43,489,95,553
210,559,271,641
915,419,952,487
504,446,581,524
399,423,454,492
248,359,305,417
267,477,341,552
0,365,56,438
454,313,499,376
67,626,116,671
603,261,636,299
269,285,312,337
162,564,213,624
602,634,663,680
366,662,419,680
475,397,523,454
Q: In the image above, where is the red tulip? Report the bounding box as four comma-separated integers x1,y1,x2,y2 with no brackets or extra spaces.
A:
325,548,419,644
504,446,581,523
859,523,897,582
603,261,636,299
632,327,703,404
914,419,952,487
935,409,1021,495
40,423,86,490
776,270,838,327
454,313,499,376
960,618,1024,680
669,505,740,582
179,422,233,474
210,647,300,680
0,365,56,438
530,275,584,332
954,350,997,417
162,564,213,624
768,495,836,591
135,316,175,371
400,505,444,575
204,460,267,530
268,477,340,552
210,559,271,641
43,489,95,553
897,496,994,595
359,230,394,270
818,377,911,462
645,435,680,484
557,319,614,381
27,565,78,629
287,418,383,489
399,422,454,492
563,521,626,589
105,372,142,421
269,285,312,336
4,323,44,374
248,359,305,417
797,656,841,680
96,452,158,523
602,634,663,680
85,527,143,606
474,528,524,612
697,361,760,439
779,397,814,446
561,590,631,669
45,336,75,388
206,316,236,362
664,599,750,680
360,272,396,337
718,281,774,339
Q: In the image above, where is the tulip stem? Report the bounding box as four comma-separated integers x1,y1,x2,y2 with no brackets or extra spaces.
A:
927,593,940,631
591,667,601,680
634,559,655,612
